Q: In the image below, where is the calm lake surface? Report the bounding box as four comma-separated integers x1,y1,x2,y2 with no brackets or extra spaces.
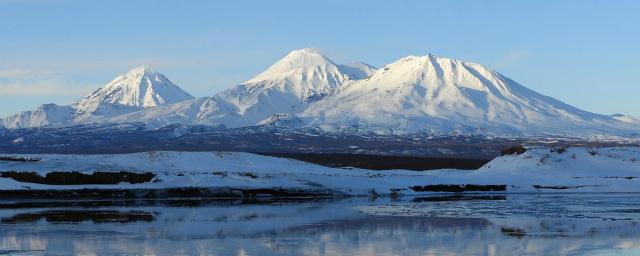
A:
1,194,640,255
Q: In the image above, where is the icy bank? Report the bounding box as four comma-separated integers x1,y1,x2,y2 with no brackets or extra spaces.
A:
0,147,638,197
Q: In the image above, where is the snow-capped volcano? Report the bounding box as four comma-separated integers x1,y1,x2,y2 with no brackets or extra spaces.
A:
300,54,638,136
1,49,638,139
108,49,378,128
0,66,193,128
216,48,373,118
75,66,193,111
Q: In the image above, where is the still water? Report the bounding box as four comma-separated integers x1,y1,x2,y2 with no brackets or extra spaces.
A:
1,194,640,255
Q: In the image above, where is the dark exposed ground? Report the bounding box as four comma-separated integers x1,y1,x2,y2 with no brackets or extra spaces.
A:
0,187,342,200
411,184,507,192
412,195,506,202
0,198,341,209
257,152,490,170
0,156,40,162
0,171,155,185
1,210,155,224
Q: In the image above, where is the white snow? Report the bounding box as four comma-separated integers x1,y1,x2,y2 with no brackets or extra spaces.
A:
0,103,75,129
76,66,193,110
0,49,638,140
452,146,640,192
104,49,378,128
299,54,639,137
206,48,370,127
0,66,193,128
95,50,640,138
0,147,638,194
339,61,378,79
612,114,640,125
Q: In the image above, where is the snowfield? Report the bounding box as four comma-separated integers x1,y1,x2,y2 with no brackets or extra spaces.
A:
0,146,638,196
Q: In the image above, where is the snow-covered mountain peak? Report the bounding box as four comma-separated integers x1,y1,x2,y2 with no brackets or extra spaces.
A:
228,48,353,109
103,50,381,129
104,66,165,90
76,66,194,111
365,53,506,93
278,48,331,65
3,49,639,139
300,52,638,136
1,66,197,128
245,48,339,83
192,49,376,128
122,65,156,77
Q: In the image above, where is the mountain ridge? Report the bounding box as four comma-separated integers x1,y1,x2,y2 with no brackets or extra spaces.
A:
1,49,638,139
299,53,629,136
105,49,378,128
0,66,193,128
75,66,193,110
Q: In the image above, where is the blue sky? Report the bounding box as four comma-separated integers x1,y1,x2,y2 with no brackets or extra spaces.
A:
1,0,639,117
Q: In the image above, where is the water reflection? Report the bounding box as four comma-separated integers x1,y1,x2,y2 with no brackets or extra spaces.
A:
1,210,156,224
0,195,639,255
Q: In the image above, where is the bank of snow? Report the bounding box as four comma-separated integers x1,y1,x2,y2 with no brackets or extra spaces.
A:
0,147,638,196
436,146,640,193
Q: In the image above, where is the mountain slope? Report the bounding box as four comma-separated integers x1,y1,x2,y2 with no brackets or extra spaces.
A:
299,54,637,137
339,62,378,79
612,114,640,125
0,67,193,128
212,48,361,126
74,66,193,119
106,96,245,128
109,49,376,128
2,50,637,139
0,104,75,129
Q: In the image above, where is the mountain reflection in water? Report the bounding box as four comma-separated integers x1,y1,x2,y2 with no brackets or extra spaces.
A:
0,195,639,255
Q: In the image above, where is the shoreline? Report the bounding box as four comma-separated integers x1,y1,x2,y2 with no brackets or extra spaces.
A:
0,146,638,197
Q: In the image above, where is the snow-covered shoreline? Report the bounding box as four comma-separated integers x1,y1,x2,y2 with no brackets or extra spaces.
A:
0,146,638,197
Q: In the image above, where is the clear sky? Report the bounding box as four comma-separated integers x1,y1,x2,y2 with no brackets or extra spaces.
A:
1,0,639,117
